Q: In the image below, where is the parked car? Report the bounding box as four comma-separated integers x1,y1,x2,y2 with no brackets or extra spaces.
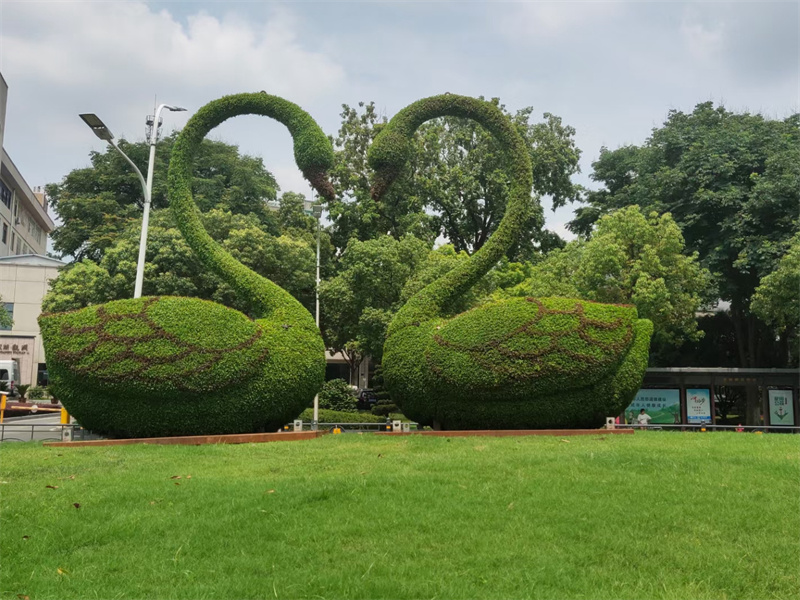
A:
356,389,378,411
0,360,20,397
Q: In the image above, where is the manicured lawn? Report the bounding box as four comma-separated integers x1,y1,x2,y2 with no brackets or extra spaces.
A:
1,432,798,599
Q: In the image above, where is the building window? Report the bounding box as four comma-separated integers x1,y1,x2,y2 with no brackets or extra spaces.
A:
1,303,13,331
1,223,7,244
10,231,15,252
0,180,10,210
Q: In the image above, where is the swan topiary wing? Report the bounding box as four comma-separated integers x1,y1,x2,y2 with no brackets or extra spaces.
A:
423,297,637,392
40,295,325,437
40,297,271,394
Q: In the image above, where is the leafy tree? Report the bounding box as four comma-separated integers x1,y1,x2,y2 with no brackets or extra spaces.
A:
43,209,316,316
327,99,581,260
277,191,315,234
0,298,12,329
319,235,430,378
46,133,280,261
317,378,358,413
328,102,436,250
751,232,800,365
570,103,800,422
509,206,712,353
414,101,581,260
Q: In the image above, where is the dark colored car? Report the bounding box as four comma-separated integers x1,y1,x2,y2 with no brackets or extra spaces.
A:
356,389,378,411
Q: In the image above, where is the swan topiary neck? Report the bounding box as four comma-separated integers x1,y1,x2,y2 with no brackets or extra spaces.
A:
168,92,335,321
368,94,533,331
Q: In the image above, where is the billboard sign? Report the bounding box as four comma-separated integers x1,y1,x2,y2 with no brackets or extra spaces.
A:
625,389,681,424
768,389,795,426
686,388,712,424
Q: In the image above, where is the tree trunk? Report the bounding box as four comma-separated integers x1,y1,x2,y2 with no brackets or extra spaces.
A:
745,385,762,426
731,306,762,425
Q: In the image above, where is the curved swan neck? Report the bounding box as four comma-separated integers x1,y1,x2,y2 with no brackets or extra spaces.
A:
372,95,533,326
168,93,334,319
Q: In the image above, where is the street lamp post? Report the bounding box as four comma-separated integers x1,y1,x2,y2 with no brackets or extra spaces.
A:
79,104,185,299
311,203,323,428
135,104,186,298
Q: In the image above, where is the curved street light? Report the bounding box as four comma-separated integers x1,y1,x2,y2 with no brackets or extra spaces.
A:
80,103,186,298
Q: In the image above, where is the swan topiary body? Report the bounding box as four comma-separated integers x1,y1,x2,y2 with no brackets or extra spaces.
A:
39,93,331,437
370,94,653,429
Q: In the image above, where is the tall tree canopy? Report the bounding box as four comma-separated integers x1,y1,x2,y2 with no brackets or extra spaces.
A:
47,132,280,262
571,103,799,372
328,99,580,260
751,232,800,365
319,235,430,377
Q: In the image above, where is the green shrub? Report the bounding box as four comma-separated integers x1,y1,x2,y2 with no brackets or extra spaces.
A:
26,387,50,401
16,385,30,400
371,401,398,416
371,95,653,429
318,379,357,413
39,93,332,438
298,408,385,424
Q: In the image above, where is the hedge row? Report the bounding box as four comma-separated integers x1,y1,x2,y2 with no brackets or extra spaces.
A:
298,409,386,424
40,93,329,437
372,95,652,429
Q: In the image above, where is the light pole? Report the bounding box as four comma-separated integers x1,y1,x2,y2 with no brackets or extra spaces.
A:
79,104,185,299
311,202,323,428
136,104,186,298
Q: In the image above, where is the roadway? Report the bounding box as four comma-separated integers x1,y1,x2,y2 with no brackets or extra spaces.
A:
0,413,67,443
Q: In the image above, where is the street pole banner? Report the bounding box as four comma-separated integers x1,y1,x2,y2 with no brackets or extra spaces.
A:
625,389,681,424
686,388,712,424
768,389,795,426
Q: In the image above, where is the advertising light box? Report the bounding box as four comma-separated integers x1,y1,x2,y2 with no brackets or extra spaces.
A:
686,388,712,424
625,389,681,424
768,389,795,426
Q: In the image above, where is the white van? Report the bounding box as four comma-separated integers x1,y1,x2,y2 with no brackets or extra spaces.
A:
0,359,20,396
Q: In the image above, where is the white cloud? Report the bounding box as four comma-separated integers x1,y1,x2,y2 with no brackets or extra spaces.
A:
1,2,344,101
680,15,725,65
497,1,625,40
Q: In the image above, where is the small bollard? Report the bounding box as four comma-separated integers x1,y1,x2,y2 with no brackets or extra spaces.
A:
392,420,402,432
61,427,73,442
605,417,616,430
293,420,303,433
402,422,411,433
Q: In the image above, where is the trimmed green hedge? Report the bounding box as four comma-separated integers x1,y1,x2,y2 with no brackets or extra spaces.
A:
39,93,330,438
371,95,653,429
298,409,386,424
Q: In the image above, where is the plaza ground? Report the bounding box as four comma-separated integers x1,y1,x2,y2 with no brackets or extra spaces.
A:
0,432,798,599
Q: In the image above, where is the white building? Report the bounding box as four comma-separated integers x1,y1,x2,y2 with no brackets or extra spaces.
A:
0,72,62,387
0,255,65,386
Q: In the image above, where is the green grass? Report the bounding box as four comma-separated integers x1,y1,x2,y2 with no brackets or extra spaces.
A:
1,433,798,600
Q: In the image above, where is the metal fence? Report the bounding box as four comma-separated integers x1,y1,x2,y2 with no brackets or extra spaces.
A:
610,423,800,433
296,420,420,433
0,423,100,443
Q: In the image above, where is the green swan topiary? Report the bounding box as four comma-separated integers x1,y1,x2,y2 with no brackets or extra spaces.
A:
370,94,653,429
39,93,331,438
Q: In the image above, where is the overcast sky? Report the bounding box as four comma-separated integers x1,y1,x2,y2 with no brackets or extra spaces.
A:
1,1,797,240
